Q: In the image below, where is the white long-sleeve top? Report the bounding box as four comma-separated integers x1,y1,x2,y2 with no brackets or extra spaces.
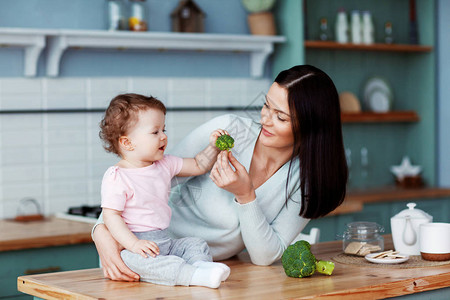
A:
167,114,309,265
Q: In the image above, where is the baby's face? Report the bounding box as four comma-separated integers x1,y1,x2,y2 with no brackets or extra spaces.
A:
126,108,167,163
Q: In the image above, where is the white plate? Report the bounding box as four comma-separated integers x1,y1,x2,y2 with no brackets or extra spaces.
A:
368,88,392,112
363,77,393,109
365,252,409,264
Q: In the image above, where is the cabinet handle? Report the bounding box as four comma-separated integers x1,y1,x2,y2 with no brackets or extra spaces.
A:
24,266,61,275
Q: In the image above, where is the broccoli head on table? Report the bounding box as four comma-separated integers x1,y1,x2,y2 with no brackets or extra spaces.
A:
281,240,335,278
215,134,234,151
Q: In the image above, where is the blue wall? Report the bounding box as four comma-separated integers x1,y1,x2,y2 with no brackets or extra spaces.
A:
437,0,450,186
0,0,264,77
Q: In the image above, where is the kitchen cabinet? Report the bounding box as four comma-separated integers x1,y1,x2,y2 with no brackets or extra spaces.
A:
1,244,98,299
274,0,435,189
0,218,98,299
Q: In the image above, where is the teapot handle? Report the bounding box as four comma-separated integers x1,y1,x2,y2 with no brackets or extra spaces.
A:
402,216,417,246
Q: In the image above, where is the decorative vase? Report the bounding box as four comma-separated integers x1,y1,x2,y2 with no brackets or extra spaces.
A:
247,11,276,35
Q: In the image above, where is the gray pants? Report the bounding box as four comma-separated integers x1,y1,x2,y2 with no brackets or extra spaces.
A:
120,229,212,286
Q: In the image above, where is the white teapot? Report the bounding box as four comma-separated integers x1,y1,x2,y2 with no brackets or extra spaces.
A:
390,202,433,255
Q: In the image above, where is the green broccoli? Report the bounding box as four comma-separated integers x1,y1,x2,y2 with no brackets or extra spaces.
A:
215,134,234,151
281,240,335,278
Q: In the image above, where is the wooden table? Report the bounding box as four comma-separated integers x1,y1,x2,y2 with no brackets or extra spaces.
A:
17,237,450,299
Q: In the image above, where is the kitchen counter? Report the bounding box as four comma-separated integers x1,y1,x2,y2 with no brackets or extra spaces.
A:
17,236,450,299
330,186,450,215
0,217,94,251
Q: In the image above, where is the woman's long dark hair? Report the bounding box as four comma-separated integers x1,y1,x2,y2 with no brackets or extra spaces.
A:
275,65,348,219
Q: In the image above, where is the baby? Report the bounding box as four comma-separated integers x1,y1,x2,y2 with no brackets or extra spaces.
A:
99,93,230,288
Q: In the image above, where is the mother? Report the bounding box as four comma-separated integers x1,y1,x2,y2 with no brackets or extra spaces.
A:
93,65,348,281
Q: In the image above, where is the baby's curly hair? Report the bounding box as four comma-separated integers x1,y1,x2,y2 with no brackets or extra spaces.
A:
99,93,166,156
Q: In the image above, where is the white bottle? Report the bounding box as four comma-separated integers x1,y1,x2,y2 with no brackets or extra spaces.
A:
335,8,349,44
362,11,375,44
350,10,362,44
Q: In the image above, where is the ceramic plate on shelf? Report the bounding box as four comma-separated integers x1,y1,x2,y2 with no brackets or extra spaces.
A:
368,87,392,112
363,77,393,111
365,253,409,264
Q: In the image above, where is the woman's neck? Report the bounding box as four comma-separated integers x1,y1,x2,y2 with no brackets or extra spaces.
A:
252,137,293,175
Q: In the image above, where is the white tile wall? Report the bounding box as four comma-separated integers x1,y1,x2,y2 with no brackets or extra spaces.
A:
0,77,270,219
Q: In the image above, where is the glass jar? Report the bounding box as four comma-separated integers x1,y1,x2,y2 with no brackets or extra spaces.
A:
129,0,148,31
107,0,127,31
342,221,384,254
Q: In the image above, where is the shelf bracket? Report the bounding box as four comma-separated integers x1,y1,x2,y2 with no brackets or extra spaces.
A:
46,36,68,77
250,45,274,78
0,29,46,77
24,42,45,77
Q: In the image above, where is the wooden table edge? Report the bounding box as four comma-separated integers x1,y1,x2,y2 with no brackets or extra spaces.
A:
305,271,450,300
18,269,100,300
17,267,450,300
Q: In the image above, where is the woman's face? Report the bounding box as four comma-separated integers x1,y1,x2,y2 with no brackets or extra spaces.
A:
259,82,294,150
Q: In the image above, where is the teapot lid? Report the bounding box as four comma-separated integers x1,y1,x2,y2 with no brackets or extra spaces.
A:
391,202,432,220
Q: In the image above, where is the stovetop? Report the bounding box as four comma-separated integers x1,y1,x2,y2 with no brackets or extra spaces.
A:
67,205,102,218
55,205,101,224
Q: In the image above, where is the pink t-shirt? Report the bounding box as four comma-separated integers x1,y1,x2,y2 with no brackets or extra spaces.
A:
101,155,183,232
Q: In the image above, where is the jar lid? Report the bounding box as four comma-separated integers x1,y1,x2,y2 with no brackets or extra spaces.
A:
344,221,384,234
391,202,432,220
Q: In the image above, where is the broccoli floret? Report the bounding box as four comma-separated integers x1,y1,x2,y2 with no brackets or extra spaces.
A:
215,134,234,151
281,240,335,278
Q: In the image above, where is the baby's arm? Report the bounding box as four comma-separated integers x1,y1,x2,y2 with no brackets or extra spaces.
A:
102,208,159,258
177,129,228,177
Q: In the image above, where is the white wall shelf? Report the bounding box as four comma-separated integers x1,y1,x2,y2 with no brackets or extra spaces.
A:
0,28,53,77
0,28,286,77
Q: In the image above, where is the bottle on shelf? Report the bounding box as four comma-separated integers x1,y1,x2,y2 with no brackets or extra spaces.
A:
319,17,331,41
384,21,394,44
350,10,362,44
107,0,127,31
362,11,374,44
360,147,369,188
335,8,349,44
129,0,148,31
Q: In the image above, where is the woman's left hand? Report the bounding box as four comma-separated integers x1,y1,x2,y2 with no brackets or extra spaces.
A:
210,151,256,204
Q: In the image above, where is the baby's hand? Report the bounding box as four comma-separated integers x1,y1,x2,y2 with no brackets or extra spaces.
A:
130,239,160,258
210,129,229,147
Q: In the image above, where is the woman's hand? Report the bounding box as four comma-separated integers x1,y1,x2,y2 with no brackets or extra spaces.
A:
93,224,140,282
210,151,256,204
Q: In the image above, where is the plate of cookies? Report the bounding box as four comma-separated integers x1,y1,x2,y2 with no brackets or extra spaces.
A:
365,250,409,264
